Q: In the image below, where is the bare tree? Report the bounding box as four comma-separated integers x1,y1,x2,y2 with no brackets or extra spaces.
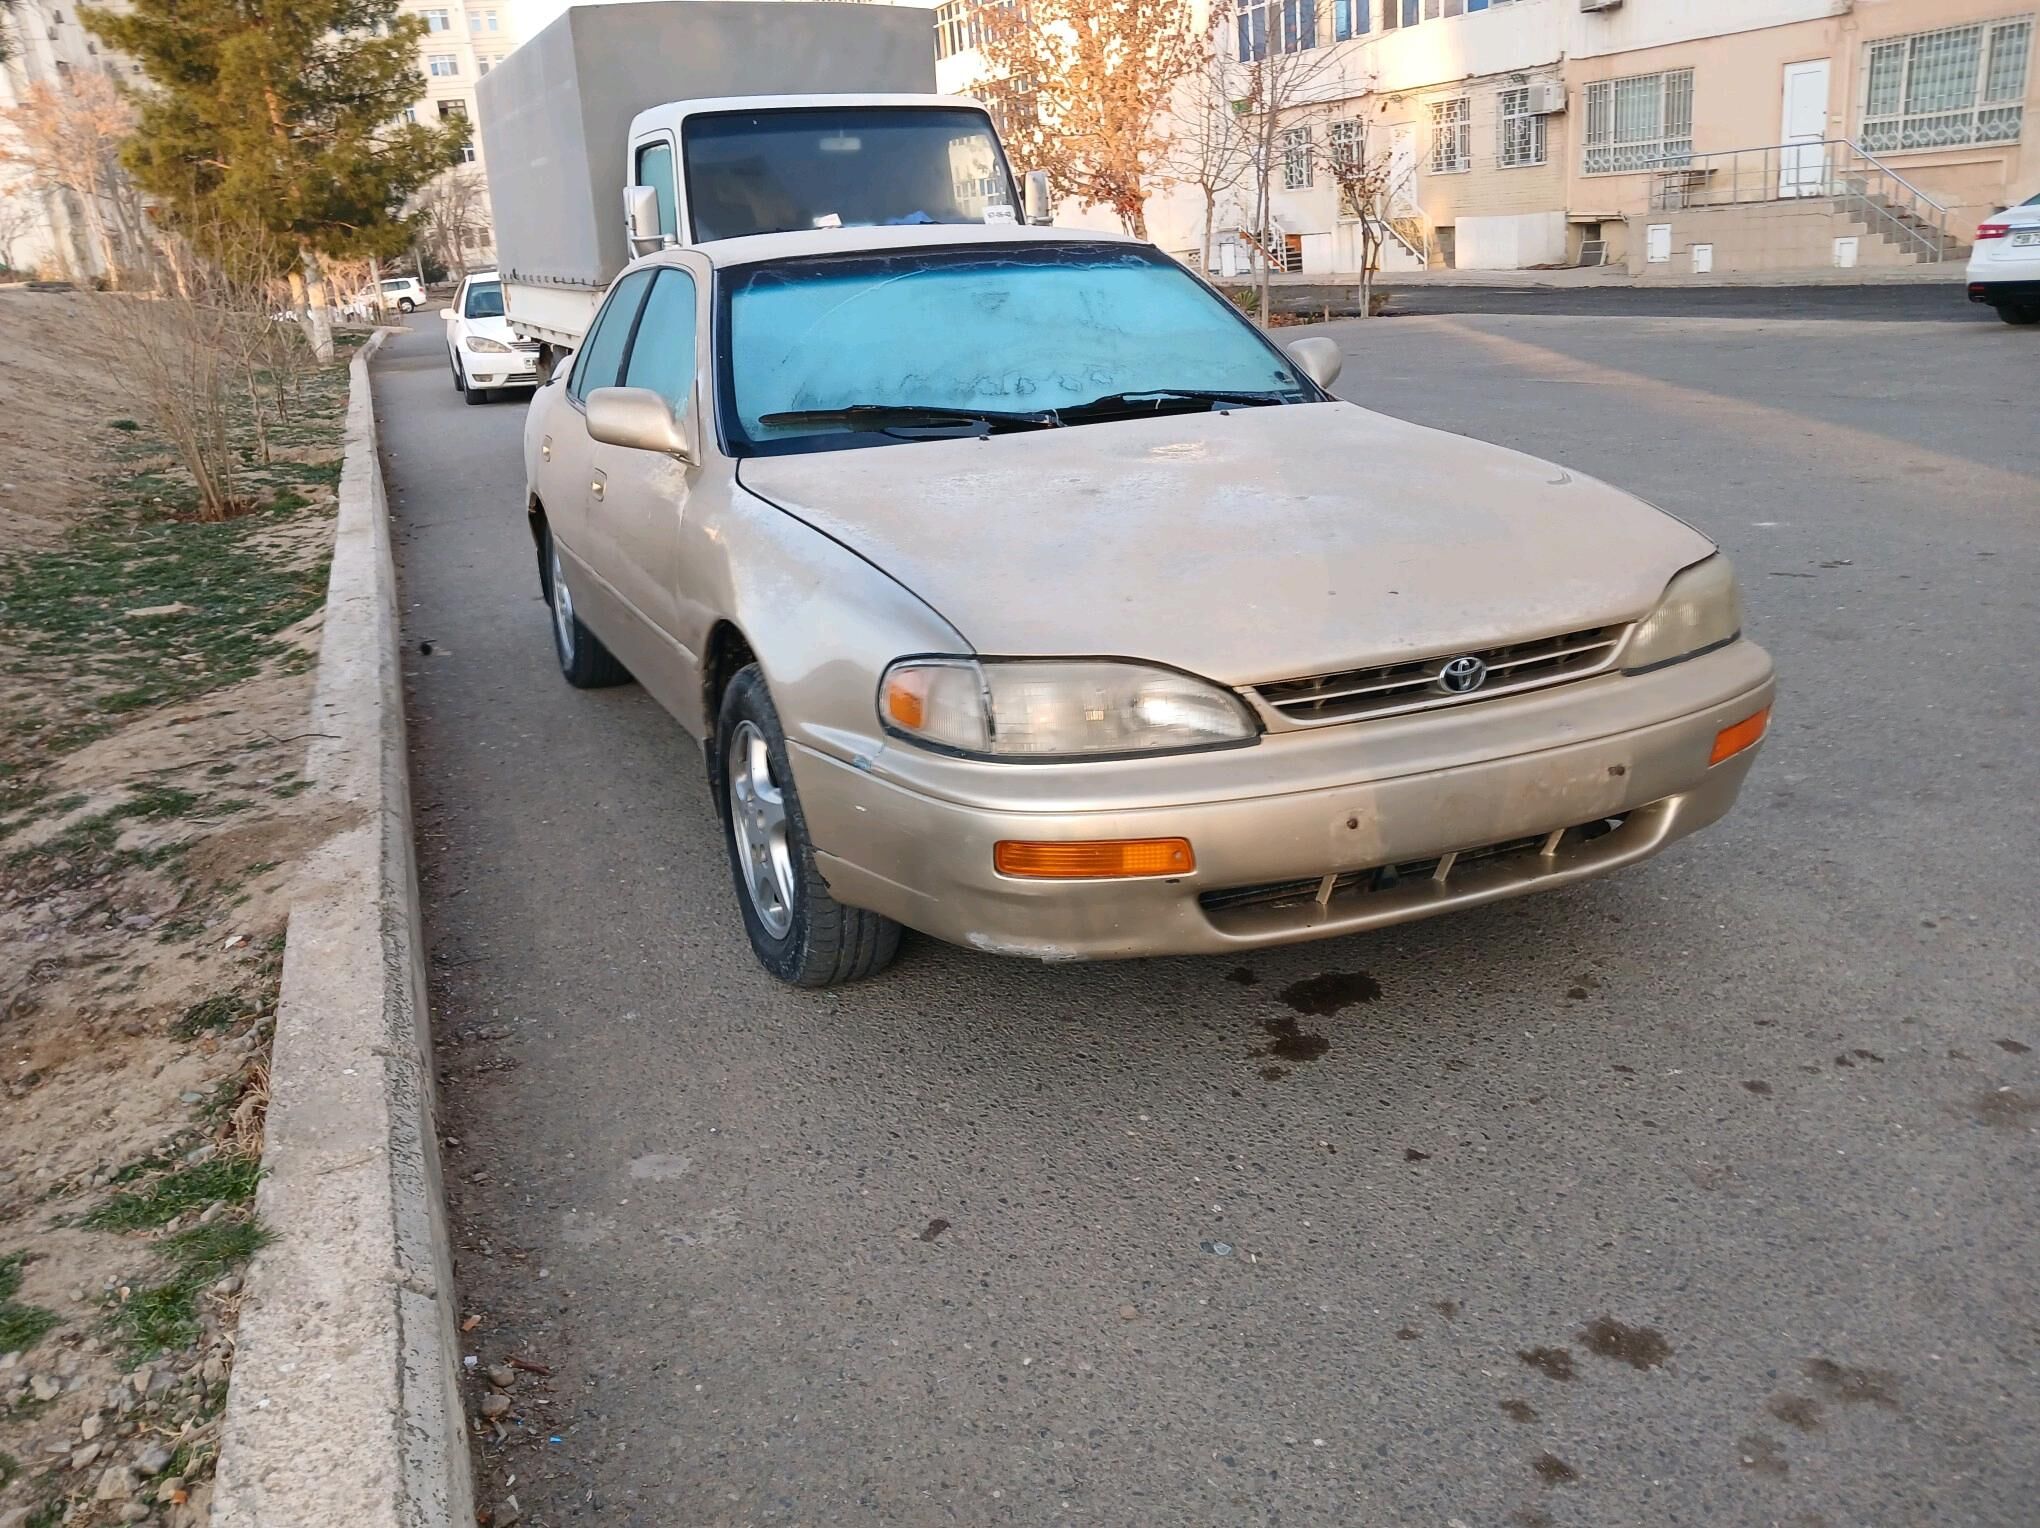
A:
0,187,37,273
1156,36,1254,275
1315,110,1399,320
1229,24,1341,325
87,282,242,518
0,72,145,283
414,166,489,282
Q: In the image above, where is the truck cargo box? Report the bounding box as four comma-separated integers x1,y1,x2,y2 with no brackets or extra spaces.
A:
477,1,937,298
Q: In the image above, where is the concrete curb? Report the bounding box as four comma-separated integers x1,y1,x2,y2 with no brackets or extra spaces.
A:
212,331,473,1527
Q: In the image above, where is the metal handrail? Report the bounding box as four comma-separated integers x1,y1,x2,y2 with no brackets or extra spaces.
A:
1642,138,1955,261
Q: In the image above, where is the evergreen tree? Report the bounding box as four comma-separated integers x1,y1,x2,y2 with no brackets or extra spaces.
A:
84,0,460,358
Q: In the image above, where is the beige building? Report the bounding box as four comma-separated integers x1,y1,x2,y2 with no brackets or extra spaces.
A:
396,0,526,267
922,0,2038,278
0,0,140,279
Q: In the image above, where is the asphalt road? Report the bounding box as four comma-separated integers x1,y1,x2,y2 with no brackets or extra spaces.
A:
379,296,2039,1528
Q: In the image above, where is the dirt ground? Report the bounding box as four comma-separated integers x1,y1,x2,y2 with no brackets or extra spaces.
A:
0,286,353,1527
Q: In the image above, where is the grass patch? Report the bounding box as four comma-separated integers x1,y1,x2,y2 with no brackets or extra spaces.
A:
110,418,142,431
109,1219,270,1361
173,993,250,1039
83,1155,261,1232
0,1253,61,1355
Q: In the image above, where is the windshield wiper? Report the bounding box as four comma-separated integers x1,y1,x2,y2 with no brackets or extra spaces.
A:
756,403,1059,435
1054,388,1297,422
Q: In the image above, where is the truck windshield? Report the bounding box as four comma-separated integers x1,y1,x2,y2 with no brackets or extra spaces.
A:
721,243,1313,455
683,107,1016,242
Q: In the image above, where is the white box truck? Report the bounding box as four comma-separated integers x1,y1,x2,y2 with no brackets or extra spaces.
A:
475,1,1030,373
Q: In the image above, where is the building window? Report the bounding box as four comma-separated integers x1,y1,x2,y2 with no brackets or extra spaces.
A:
421,7,451,31
427,54,459,77
1582,67,1693,173
935,0,971,59
470,8,500,32
1237,0,1315,59
438,98,467,120
461,142,477,164
1281,125,1313,189
1498,86,1546,167
478,56,491,75
402,106,418,124
1331,0,1368,40
1861,17,2031,153
1328,118,1367,215
1429,96,1470,172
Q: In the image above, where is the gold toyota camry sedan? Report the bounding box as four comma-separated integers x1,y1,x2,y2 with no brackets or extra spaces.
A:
521,225,1774,985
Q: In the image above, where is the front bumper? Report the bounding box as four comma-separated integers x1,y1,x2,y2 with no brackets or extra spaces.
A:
794,640,1775,960
467,349,541,386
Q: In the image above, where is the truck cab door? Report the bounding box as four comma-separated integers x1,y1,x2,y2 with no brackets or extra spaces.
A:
630,133,680,249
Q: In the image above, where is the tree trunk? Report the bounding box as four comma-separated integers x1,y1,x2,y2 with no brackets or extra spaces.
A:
299,241,334,362
1200,187,1215,275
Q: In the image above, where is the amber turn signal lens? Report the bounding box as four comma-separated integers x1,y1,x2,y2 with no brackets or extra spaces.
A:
994,838,1196,879
1710,705,1771,765
882,672,927,731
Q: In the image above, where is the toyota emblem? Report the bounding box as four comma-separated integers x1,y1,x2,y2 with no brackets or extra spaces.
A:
1437,654,1488,694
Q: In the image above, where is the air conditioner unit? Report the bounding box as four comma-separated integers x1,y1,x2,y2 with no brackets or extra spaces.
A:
1526,82,1566,115
1580,0,1623,12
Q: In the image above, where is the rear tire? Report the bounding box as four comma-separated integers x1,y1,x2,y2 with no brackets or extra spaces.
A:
1998,304,2039,326
716,665,901,987
398,298,416,314
542,529,630,689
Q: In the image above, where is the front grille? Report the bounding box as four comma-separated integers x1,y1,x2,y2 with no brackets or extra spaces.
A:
512,340,542,353
1199,815,1630,917
1253,624,1626,725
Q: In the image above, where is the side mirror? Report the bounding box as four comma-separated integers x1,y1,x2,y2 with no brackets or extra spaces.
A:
1023,169,1053,226
1285,336,1343,391
440,307,456,323
586,386,696,462
624,185,668,255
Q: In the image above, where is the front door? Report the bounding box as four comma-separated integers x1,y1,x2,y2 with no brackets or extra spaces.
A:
1778,59,1831,198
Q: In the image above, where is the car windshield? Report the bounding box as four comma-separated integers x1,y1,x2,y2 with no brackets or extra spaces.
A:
721,243,1313,455
683,107,1015,241
463,282,505,319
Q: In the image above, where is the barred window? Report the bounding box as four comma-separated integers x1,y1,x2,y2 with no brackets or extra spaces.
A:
935,0,971,59
1328,119,1366,215
1429,96,1470,173
1282,126,1313,189
1498,87,1546,168
1860,17,2030,152
1582,68,1693,174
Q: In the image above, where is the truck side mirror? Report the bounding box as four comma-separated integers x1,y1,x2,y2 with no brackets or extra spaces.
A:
625,185,668,255
1023,170,1053,226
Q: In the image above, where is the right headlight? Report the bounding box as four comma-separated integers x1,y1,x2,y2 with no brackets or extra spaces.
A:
878,657,1259,761
1622,555,1742,673
465,335,512,354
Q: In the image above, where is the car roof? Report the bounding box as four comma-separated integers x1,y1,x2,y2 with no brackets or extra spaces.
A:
690,223,1140,269
463,270,502,283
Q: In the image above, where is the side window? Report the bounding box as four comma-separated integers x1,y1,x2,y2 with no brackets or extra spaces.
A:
620,268,698,416
567,268,655,403
634,140,677,239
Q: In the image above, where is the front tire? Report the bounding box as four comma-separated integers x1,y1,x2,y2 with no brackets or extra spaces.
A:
450,352,465,393
543,530,629,689
716,665,901,987
398,298,416,314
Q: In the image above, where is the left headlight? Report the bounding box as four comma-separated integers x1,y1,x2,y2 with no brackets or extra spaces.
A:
1622,555,1742,673
879,658,1259,760
465,335,512,354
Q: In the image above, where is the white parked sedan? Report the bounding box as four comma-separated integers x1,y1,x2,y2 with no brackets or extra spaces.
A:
1965,192,2040,325
443,271,542,404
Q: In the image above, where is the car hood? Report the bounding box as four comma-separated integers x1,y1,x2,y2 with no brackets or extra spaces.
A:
737,402,1715,686
462,313,516,342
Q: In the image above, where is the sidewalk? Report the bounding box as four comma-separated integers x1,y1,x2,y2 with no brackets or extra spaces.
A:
1266,262,1964,290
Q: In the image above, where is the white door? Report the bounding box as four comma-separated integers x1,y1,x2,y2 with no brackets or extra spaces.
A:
1646,224,1672,264
1388,125,1417,217
1778,59,1831,198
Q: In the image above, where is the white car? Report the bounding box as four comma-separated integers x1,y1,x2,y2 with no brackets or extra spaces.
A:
378,275,427,314
1965,192,2040,326
444,271,541,404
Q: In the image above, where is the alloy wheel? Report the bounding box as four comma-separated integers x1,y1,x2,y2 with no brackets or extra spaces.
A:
728,719,795,938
